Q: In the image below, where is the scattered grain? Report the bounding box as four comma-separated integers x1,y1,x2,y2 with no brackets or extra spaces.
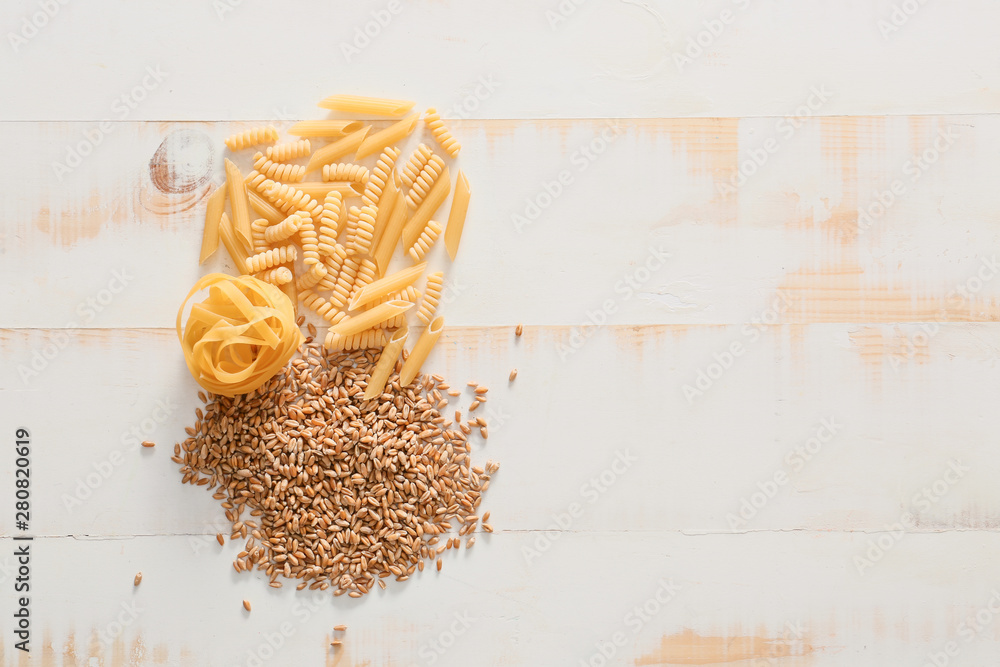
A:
134,572,142,586
515,323,523,336
509,369,517,381
141,440,156,448
243,600,252,612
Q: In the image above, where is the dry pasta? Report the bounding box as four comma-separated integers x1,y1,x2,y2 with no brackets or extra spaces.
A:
417,271,444,324
318,191,343,253
248,191,285,224
342,206,361,251
318,95,414,117
295,261,328,290
362,147,400,210
329,257,361,308
356,113,419,159
350,206,377,256
322,163,369,183
444,171,470,260
305,126,370,173
423,108,461,158
254,153,306,182
263,213,304,244
255,266,293,286
250,217,270,253
199,186,226,264
330,300,413,336
224,158,253,249
225,125,278,151
246,245,297,273
362,326,409,399
266,139,311,162
372,192,407,273
296,215,320,266
401,144,433,188
294,181,364,200
299,288,340,322
403,167,450,248
350,258,378,302
265,182,322,220
324,327,387,352
398,316,444,387
219,212,250,273
176,273,302,396
317,244,349,291
378,285,421,329
407,219,444,262
349,262,426,310
288,120,363,138
405,155,446,209
370,173,399,251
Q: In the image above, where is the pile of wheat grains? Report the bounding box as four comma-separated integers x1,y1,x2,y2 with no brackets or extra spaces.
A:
171,336,498,598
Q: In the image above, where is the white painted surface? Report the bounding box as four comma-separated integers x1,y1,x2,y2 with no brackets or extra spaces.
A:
2,2,1000,665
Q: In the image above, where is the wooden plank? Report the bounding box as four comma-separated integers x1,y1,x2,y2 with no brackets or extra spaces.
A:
3,116,1000,329
0,531,998,666
2,1,999,120
4,323,1000,537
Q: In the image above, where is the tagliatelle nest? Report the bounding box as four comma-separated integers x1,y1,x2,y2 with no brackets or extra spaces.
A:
176,273,303,397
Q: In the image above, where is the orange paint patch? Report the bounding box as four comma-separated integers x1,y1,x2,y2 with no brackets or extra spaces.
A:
666,118,740,178
849,326,930,379
636,629,814,665
779,262,1000,323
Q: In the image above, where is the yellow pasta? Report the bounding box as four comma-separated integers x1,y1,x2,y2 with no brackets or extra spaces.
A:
398,316,444,387
318,95,414,117
417,271,444,324
199,186,226,264
362,325,409,399
219,212,250,273
250,217,270,253
318,191,343,254
317,244,349,291
350,205,377,256
288,120,364,138
401,143,433,188
403,166,450,248
376,285,421,329
263,213,304,244
253,152,306,182
322,163,369,183
224,158,253,250
350,258,378,305
444,171,470,261
255,266,293,286
349,262,426,311
329,257,361,309
305,126,371,173
246,245,297,273
264,182,322,220
266,139,311,162
361,146,401,210
406,155,446,209
248,190,285,224
423,108,461,158
225,125,278,151
356,113,419,159
330,300,413,336
295,261,328,291
298,288,340,322
407,220,443,262
324,327,388,352
293,181,364,200
342,206,361,251
370,174,398,251
279,279,297,318
373,191,408,273
176,273,302,397
296,215,320,266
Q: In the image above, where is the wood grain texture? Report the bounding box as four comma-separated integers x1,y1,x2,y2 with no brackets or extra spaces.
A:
2,1,1000,663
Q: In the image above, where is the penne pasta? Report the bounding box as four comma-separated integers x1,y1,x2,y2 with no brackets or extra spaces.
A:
403,166,450,248
218,212,249,274
444,171,470,260
362,325,409,400
224,158,253,250
398,316,444,387
318,95,414,117
330,300,413,336
356,113,419,159
349,262,427,311
305,126,371,173
370,174,398,252
247,190,285,224
373,188,408,273
199,186,226,264
288,120,364,138
293,181,365,200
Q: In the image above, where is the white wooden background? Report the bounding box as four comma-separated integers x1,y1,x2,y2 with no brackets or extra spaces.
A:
2,1,1000,665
